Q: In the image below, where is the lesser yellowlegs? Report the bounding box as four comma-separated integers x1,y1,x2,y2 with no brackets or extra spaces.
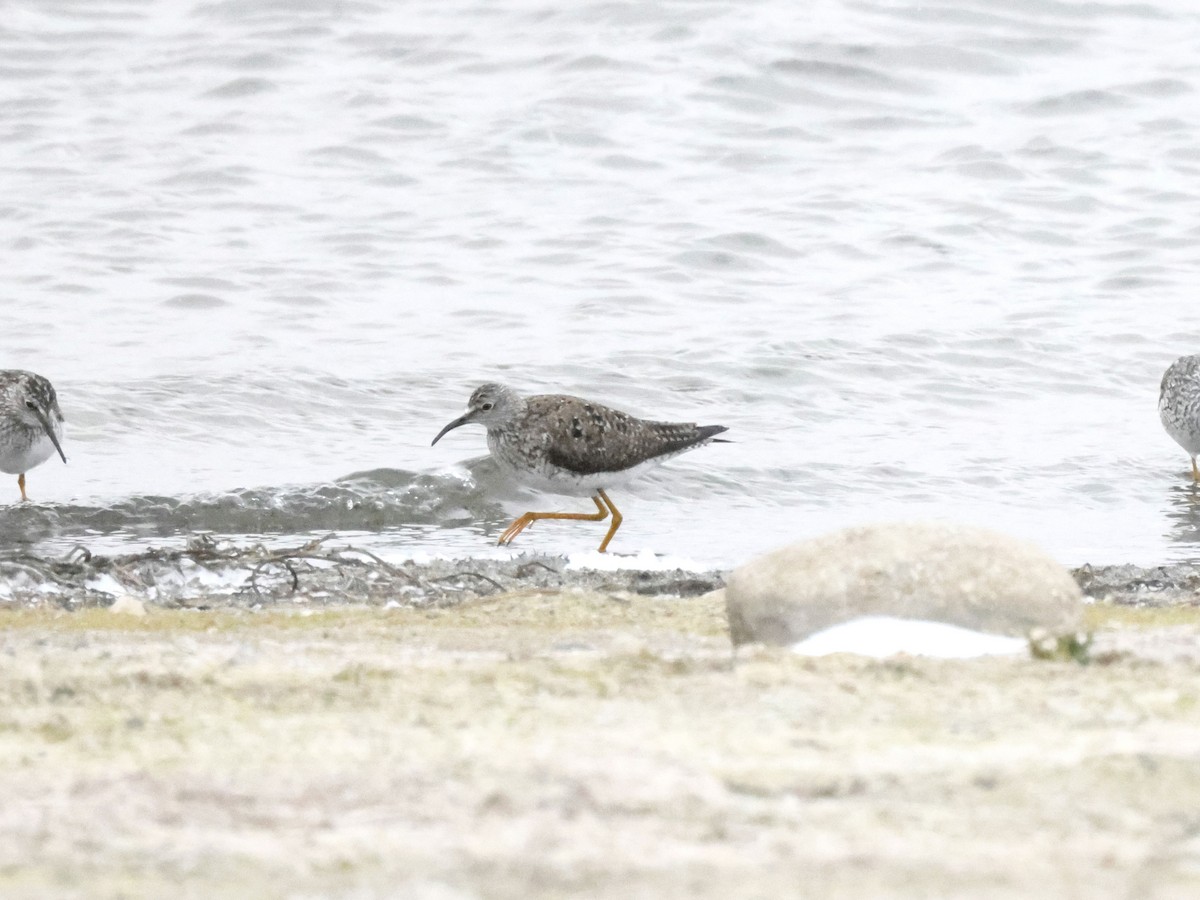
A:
432,383,728,552
0,370,66,502
1161,354,1200,482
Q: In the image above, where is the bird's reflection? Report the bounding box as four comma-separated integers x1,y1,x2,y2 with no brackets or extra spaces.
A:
1163,479,1200,555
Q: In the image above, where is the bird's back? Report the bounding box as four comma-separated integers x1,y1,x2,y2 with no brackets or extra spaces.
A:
1161,355,1200,452
492,393,727,477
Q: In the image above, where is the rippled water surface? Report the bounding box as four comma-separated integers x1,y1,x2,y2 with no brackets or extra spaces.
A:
3,0,1200,567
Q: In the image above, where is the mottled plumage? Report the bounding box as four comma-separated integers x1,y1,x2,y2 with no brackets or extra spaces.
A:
0,370,67,501
433,383,728,552
1160,354,1200,482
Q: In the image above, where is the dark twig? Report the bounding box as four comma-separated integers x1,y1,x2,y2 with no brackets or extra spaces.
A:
515,560,559,578
427,572,505,594
329,546,416,583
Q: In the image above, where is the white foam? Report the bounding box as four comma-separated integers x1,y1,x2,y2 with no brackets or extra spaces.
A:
565,549,706,572
370,545,706,572
85,574,126,597
84,565,248,600
377,546,515,566
791,616,1028,659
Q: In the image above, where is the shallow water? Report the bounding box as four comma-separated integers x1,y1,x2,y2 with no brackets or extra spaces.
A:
3,0,1200,568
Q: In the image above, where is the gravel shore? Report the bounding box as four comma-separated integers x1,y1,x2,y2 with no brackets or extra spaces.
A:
0,580,1195,897
0,540,1198,897
1,535,1198,610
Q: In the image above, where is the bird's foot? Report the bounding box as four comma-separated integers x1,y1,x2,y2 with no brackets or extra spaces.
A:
498,513,535,545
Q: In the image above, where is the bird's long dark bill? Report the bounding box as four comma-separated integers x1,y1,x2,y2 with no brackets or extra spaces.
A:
33,409,67,464
431,413,472,446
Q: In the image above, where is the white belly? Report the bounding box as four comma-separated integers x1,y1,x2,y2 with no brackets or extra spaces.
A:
501,457,666,497
1160,403,1200,456
0,431,61,475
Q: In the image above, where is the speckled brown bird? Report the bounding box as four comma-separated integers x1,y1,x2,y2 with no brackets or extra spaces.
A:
432,383,728,552
0,370,66,502
1160,354,1200,482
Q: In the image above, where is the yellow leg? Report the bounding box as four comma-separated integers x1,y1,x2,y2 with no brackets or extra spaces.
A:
17,473,27,503
498,495,608,546
596,489,623,553
1193,457,1199,483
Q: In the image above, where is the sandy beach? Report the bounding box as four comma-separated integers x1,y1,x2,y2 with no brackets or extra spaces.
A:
1,575,1198,899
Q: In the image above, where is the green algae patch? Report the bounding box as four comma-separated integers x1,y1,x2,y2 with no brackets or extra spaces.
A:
1084,601,1200,630
0,589,732,653
0,605,395,633
414,588,730,635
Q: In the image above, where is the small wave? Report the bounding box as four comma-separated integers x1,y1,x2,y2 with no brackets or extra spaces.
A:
672,249,761,272
1123,78,1191,98
0,464,511,546
558,54,625,72
1021,89,1128,116
370,114,443,132
202,77,277,99
704,232,800,259
770,58,916,93
163,293,227,310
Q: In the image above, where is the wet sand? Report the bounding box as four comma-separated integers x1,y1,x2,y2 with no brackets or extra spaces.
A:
1,588,1198,899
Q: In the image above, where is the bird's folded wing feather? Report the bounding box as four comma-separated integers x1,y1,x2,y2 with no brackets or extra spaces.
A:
527,397,713,475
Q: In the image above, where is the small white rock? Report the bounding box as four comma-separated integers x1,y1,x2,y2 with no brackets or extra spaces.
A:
109,596,147,617
792,616,1028,659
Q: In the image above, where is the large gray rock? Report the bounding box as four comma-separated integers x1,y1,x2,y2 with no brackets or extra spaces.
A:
725,522,1083,647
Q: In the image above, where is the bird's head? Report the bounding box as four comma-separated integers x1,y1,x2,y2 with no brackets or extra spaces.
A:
7,373,66,464
431,383,522,445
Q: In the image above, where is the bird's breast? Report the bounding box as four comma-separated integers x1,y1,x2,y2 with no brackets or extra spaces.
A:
0,426,61,475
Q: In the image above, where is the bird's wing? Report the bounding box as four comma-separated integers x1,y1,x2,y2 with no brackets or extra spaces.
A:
527,396,723,475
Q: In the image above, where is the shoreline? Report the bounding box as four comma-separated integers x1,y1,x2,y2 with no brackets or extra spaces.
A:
0,535,1197,610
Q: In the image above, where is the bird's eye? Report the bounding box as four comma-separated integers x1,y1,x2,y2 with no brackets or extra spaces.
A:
24,401,36,410
481,402,494,412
